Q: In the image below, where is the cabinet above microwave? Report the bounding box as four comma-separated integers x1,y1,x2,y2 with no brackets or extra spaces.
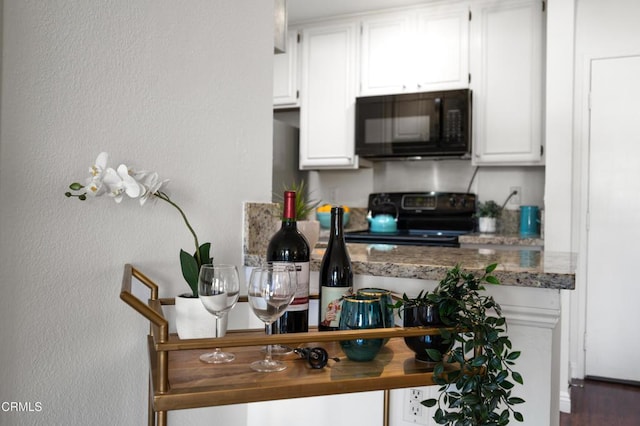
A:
355,89,471,160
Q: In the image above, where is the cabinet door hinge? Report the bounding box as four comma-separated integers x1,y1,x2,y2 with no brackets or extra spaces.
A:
542,1,546,12
296,90,300,99
540,145,544,157
469,10,472,21
297,32,301,43
468,73,471,84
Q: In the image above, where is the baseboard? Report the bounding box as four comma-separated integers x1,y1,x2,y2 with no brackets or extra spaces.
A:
559,389,571,413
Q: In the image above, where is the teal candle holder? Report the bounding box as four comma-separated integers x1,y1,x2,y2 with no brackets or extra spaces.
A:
338,295,385,362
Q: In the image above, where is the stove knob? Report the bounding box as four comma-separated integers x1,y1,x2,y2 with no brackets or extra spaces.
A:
449,197,457,207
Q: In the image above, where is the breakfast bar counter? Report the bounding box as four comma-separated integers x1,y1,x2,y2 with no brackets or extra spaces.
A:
245,243,576,290
243,202,575,291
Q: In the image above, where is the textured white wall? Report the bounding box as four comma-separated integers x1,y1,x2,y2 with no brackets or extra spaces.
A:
0,1,272,425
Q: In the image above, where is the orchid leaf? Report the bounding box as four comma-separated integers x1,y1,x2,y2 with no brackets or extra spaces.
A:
180,249,199,297
196,242,212,267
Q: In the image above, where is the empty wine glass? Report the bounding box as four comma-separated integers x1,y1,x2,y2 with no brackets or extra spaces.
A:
198,264,240,363
248,265,296,372
268,264,298,356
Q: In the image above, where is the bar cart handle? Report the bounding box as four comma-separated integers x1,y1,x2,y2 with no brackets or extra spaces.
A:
120,263,169,342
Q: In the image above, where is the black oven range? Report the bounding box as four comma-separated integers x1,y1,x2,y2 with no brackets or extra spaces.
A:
344,192,476,248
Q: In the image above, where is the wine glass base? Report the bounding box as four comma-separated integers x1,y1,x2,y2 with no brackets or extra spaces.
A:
263,344,294,356
250,359,287,372
200,350,235,364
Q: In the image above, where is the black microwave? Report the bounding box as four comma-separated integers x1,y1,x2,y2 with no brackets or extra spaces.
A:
355,89,471,159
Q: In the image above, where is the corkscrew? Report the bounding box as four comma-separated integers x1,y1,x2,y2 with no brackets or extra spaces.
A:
294,347,340,369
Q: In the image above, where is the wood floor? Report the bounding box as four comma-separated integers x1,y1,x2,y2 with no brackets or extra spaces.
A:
559,379,640,425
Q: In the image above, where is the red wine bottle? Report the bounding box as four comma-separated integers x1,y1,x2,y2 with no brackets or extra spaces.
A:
318,206,353,331
267,190,310,333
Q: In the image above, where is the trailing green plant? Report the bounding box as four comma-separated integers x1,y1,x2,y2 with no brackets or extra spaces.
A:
274,180,321,220
477,200,502,218
395,263,525,425
393,289,432,315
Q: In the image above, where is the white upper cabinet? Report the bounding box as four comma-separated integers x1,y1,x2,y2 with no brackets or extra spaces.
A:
360,4,470,96
470,0,545,165
299,20,363,169
360,13,412,95
273,29,300,108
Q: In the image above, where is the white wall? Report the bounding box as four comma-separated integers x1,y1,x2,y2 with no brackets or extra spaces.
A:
543,0,576,413
0,1,272,425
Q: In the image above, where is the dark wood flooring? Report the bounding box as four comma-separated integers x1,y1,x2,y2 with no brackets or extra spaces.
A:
559,379,640,426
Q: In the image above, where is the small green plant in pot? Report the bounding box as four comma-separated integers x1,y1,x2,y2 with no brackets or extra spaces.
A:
274,179,321,220
274,180,322,248
477,200,502,233
477,200,502,218
395,264,525,425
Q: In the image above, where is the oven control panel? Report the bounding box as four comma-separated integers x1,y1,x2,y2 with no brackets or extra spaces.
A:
368,192,476,214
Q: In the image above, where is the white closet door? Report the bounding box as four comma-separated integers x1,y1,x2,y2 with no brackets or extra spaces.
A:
585,54,640,382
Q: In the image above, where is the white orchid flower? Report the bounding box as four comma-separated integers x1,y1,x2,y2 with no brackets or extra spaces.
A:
138,171,169,206
84,152,109,197
103,164,144,203
66,151,208,298
89,152,108,177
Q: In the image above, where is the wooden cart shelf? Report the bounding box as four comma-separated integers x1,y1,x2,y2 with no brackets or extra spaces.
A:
121,264,452,426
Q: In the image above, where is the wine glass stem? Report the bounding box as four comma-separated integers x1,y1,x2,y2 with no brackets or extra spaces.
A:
214,316,220,354
265,323,273,363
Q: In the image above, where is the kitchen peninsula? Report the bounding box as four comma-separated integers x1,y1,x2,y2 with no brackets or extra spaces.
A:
246,244,574,290
244,202,575,426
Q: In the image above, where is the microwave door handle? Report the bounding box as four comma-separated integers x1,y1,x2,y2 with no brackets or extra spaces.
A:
434,97,442,142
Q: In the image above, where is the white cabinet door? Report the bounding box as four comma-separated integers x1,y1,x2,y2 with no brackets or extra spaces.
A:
360,13,412,95
414,6,469,90
299,21,361,169
273,29,300,108
470,0,545,165
360,4,470,96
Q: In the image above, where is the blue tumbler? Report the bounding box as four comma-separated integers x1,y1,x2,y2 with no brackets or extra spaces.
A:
520,206,540,238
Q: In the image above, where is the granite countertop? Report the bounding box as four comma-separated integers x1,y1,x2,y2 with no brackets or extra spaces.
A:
243,202,575,291
244,243,575,290
459,233,544,247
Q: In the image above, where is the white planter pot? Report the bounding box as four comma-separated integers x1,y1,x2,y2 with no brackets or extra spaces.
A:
175,294,227,339
478,217,497,233
297,220,320,249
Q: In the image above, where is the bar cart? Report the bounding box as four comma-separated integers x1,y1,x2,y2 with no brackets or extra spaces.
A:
120,264,455,426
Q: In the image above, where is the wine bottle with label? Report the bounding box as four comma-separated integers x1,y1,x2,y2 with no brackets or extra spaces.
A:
267,190,310,333
318,206,353,331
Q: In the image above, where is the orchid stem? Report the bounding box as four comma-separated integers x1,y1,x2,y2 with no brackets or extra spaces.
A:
154,191,201,266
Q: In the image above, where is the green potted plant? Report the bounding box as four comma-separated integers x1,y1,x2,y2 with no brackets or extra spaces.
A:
477,200,502,233
395,263,525,425
274,179,321,220
274,180,322,248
